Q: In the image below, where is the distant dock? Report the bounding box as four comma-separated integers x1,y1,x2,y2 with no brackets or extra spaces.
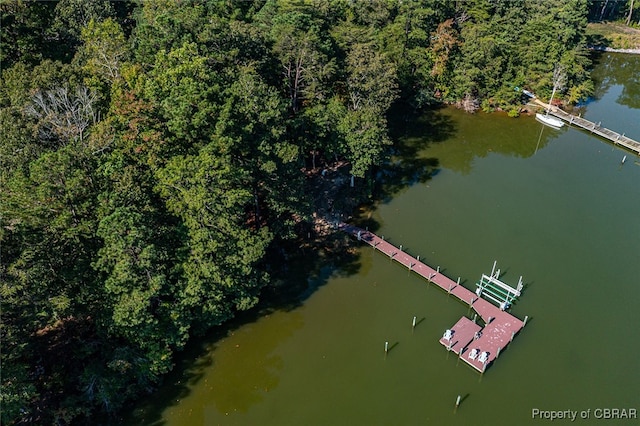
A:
532,99,640,154
340,223,527,373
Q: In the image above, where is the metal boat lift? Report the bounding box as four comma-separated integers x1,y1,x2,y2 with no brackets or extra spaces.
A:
475,261,524,310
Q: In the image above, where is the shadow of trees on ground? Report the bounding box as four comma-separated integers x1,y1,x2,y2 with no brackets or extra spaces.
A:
586,33,611,49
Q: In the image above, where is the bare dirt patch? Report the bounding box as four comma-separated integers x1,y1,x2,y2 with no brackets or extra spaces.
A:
303,160,370,237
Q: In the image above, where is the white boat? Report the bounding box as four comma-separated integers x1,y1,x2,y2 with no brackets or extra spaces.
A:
536,113,564,128
536,78,565,128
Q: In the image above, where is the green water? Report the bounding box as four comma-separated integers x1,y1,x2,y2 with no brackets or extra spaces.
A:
129,54,640,425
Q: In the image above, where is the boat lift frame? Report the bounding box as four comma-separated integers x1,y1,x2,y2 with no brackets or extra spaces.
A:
475,261,523,310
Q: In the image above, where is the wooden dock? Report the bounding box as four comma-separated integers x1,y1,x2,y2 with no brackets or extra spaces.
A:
533,99,640,154
340,223,525,373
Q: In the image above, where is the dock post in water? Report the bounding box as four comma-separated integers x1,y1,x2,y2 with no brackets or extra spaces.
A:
340,223,528,375
541,104,640,154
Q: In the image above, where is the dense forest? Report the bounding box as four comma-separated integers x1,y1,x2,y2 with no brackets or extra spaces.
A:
588,0,640,25
0,0,604,423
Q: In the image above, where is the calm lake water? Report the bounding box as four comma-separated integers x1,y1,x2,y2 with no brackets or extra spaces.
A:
127,53,640,425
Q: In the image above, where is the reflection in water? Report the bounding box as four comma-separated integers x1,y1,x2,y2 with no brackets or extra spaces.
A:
127,310,304,425
380,106,455,201
533,122,563,155
128,55,640,426
205,311,303,414
591,53,640,109
534,124,545,155
406,108,557,175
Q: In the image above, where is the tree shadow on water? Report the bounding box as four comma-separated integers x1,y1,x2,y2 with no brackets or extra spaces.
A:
120,297,311,425
264,232,363,310
376,104,456,205
119,105,455,425
388,103,456,143
120,222,366,425
119,328,221,425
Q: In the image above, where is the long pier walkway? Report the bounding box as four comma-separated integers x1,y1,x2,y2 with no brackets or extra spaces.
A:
340,223,525,373
532,99,640,154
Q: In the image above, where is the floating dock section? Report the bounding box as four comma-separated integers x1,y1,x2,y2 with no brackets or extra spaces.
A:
340,223,527,373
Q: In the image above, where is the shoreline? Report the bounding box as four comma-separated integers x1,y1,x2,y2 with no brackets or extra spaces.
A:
588,45,640,54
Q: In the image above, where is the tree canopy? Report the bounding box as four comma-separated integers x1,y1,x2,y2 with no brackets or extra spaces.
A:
1,1,594,423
